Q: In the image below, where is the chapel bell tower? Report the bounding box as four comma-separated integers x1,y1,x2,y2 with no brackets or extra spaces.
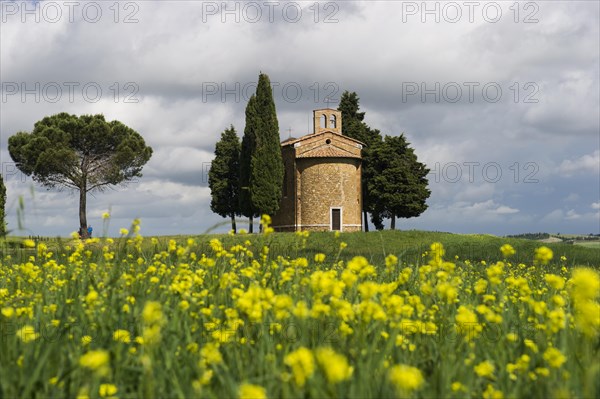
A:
313,109,342,135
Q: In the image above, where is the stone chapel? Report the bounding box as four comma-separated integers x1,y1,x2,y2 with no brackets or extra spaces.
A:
271,109,364,232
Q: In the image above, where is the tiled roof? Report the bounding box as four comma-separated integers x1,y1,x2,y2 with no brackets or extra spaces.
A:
281,131,365,147
297,146,360,159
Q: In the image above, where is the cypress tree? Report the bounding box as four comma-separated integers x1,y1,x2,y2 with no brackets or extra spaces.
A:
0,173,6,237
250,72,284,220
209,125,241,232
239,95,259,232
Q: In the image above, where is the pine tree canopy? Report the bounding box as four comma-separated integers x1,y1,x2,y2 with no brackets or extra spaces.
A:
369,135,431,220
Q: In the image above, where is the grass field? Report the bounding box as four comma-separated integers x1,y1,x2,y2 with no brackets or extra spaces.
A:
0,220,599,398
6,228,599,268
574,241,600,249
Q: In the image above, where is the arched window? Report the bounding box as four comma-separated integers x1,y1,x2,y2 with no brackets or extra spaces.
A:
320,114,327,129
329,114,337,129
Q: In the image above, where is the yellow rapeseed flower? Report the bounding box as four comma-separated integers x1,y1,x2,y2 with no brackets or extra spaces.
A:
568,268,600,337
474,360,495,378
315,347,353,383
388,364,424,393
238,383,267,399
500,244,515,257
483,384,504,399
293,301,310,319
179,300,190,311
451,382,466,392
572,301,600,337
545,274,565,290
1,307,15,318
98,384,118,397
143,325,162,346
385,254,398,271
455,306,482,341
85,289,99,305
23,239,35,248
437,282,458,304
17,325,39,343
142,301,164,325
569,268,599,301
200,342,223,366
474,278,488,294
543,347,566,368
79,350,110,376
260,214,271,226
534,246,553,265
506,333,518,342
284,347,315,387
113,329,131,343
524,339,538,353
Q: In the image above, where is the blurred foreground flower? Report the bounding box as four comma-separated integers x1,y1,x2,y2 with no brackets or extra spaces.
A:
535,246,553,264
79,350,110,376
17,325,39,343
388,364,424,394
239,383,267,399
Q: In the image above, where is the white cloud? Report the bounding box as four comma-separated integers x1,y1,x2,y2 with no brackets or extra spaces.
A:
542,208,599,224
462,200,519,215
496,205,520,215
565,209,581,220
454,184,496,202
439,200,521,221
542,209,564,223
558,150,600,176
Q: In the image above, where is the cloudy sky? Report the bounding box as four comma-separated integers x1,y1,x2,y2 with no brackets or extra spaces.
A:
1,0,599,237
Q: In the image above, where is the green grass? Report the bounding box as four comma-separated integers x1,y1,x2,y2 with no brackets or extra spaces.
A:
4,229,598,270
575,241,600,249
197,229,599,268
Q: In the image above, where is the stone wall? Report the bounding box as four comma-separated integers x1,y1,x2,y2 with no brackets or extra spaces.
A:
296,158,362,232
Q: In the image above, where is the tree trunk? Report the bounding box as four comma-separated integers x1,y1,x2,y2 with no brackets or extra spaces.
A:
79,187,88,239
391,214,396,230
231,214,237,233
363,210,369,232
249,216,253,233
